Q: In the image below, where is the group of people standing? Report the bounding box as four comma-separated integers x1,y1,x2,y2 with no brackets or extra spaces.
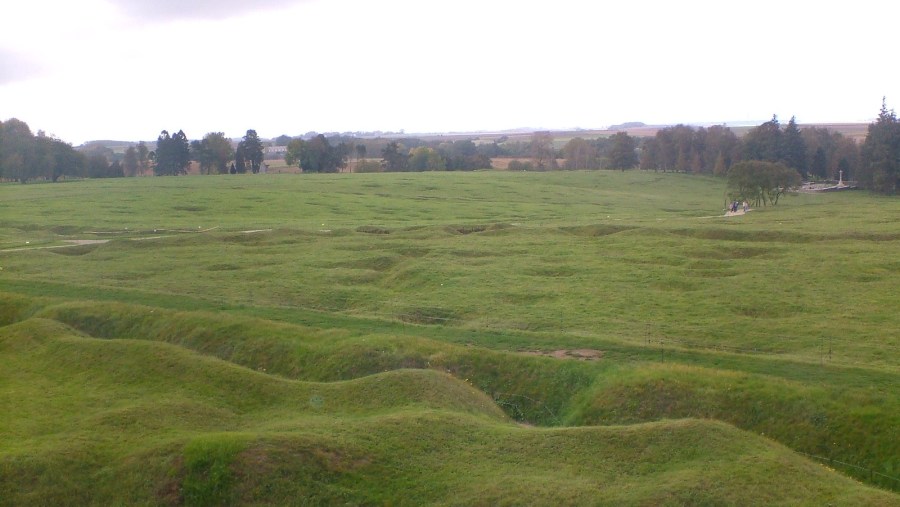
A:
729,201,749,213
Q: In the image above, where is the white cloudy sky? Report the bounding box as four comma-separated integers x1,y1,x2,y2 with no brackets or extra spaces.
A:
1,0,897,144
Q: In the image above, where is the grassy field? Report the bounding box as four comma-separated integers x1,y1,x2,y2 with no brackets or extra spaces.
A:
2,171,899,504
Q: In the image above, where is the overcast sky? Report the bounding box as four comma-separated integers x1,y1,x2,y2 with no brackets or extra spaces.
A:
1,0,898,144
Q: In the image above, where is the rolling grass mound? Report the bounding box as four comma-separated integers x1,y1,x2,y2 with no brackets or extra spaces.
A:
2,315,897,505
8,297,898,493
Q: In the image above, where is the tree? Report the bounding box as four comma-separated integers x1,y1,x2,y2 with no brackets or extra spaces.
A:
830,133,859,181
409,146,446,171
639,137,660,171
713,151,727,176
810,147,828,179
743,115,782,163
727,160,800,206
154,130,191,175
530,132,557,170
123,146,140,177
108,160,125,178
801,126,859,181
355,144,367,163
381,141,409,172
0,120,82,182
859,98,900,193
192,132,234,175
240,130,264,173
284,139,302,168
0,118,35,182
607,132,638,170
704,125,741,174
234,143,247,173
507,160,535,171
86,153,119,178
304,135,335,173
438,140,491,171
354,159,383,173
42,136,81,181
285,135,347,173
335,142,351,172
562,138,599,169
274,134,292,147
136,141,151,175
781,116,807,177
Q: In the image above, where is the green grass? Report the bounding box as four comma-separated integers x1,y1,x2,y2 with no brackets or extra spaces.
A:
2,317,896,505
2,171,899,503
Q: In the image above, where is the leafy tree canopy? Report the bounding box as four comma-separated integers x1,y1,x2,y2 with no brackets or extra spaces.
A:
154,130,191,176
727,160,801,206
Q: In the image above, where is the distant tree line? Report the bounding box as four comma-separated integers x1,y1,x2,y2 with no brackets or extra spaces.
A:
283,136,493,173
2,100,898,194
636,116,861,181
0,119,123,183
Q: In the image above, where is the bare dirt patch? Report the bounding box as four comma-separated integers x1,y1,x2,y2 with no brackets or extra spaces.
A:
63,239,110,246
520,349,604,361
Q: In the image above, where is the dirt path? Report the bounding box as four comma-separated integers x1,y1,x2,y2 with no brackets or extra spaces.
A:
519,349,604,361
0,226,230,254
0,239,110,253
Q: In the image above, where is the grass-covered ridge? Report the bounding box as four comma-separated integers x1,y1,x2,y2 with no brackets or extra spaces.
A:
2,316,896,505
2,171,899,503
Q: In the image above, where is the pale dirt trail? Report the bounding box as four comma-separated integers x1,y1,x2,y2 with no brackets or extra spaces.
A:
0,239,109,253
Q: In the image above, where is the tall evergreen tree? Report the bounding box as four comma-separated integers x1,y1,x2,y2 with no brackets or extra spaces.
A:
859,98,900,193
781,116,807,177
810,147,828,179
743,115,782,162
234,143,247,173
154,130,191,175
381,141,409,172
241,129,264,173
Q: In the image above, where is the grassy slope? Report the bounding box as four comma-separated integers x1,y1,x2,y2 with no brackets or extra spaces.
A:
2,172,899,502
2,317,895,506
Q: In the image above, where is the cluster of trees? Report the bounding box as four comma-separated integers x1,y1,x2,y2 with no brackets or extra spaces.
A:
234,130,264,174
284,134,350,173
508,131,637,171
640,125,740,174
638,117,859,180
153,130,190,176
0,121,270,181
282,136,494,173
190,133,232,175
0,118,124,182
121,142,152,176
377,140,492,172
154,129,264,176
